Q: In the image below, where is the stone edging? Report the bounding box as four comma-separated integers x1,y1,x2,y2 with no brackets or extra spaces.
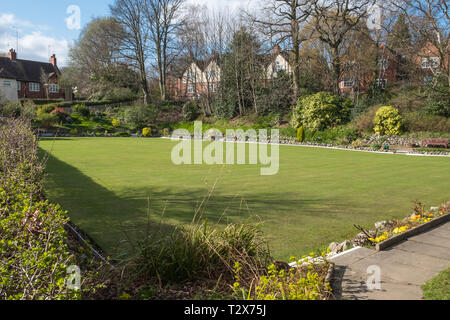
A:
375,213,450,251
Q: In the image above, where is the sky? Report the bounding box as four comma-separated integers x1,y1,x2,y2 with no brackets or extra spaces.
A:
0,0,253,67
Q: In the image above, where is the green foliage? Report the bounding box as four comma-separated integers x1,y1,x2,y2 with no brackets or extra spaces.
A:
297,126,304,143
182,101,201,122
114,131,131,137
123,105,155,130
112,119,121,127
373,106,404,136
233,252,332,300
292,92,352,131
304,125,359,145
38,113,59,129
72,104,90,118
0,102,22,118
142,127,152,137
0,118,78,300
129,220,271,285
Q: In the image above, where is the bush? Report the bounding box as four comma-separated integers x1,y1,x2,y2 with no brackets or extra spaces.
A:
403,112,450,133
0,102,22,118
69,128,79,136
373,106,404,136
142,127,152,137
112,119,121,127
305,126,359,145
159,128,170,137
292,92,352,131
297,126,304,143
0,118,78,300
123,106,155,129
127,220,272,285
114,131,131,137
72,104,90,118
38,113,59,129
182,101,201,122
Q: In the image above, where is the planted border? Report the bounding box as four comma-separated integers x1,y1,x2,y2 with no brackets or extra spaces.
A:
375,213,450,251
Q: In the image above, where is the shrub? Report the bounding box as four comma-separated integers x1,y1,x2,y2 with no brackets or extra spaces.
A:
127,220,272,285
69,128,79,136
38,113,59,129
0,118,78,300
403,112,450,133
182,101,201,122
297,126,304,143
305,125,359,145
112,119,121,127
142,127,152,137
292,92,352,131
124,106,155,129
72,104,90,118
159,128,171,137
114,131,131,137
233,252,332,300
373,106,404,136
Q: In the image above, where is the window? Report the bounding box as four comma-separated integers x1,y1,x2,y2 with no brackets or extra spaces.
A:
2,80,12,87
424,76,434,83
187,85,194,94
209,84,216,93
29,82,40,92
422,57,439,69
275,62,284,72
375,79,387,89
49,84,59,93
342,79,354,88
379,59,388,70
17,81,21,91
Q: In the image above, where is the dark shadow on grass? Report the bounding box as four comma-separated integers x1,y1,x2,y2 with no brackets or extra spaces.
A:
40,148,334,261
40,150,177,260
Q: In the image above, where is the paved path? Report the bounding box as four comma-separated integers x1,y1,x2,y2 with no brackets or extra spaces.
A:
329,222,450,300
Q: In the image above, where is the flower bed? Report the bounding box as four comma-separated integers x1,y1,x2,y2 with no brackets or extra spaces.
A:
367,202,450,251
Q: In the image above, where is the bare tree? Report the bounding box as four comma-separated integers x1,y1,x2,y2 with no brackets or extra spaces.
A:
312,0,376,95
144,0,186,101
249,0,314,100
388,0,450,87
110,0,150,104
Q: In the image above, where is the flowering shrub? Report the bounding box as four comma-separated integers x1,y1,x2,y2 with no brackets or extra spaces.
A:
291,92,352,131
373,106,403,136
112,119,121,127
142,127,152,137
368,201,449,245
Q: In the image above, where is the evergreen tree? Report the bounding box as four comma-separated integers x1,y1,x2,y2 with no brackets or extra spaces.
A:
387,14,412,49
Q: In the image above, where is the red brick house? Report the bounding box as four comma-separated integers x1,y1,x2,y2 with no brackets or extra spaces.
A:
0,49,65,102
340,44,401,94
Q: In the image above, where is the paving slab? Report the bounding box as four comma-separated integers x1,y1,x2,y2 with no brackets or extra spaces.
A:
332,221,450,300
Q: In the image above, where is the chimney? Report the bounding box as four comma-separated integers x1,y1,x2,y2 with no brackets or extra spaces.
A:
8,49,17,61
273,45,281,55
50,54,57,67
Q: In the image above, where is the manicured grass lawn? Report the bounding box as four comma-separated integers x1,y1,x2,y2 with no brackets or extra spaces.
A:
39,137,450,260
422,268,450,300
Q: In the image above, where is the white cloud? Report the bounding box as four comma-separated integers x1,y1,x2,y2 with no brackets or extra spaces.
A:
0,12,69,66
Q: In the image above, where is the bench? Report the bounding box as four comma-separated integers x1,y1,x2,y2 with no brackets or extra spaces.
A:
421,138,449,148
